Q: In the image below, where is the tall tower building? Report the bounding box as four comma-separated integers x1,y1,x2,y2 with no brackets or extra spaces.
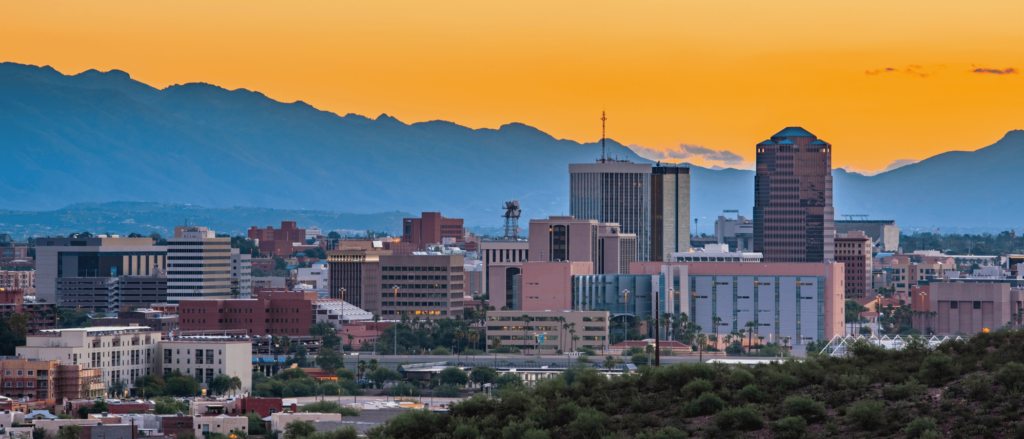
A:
167,226,232,302
569,162,652,261
651,164,691,261
753,127,835,263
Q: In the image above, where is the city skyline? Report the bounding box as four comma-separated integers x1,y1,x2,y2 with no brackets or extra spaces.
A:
3,0,1021,173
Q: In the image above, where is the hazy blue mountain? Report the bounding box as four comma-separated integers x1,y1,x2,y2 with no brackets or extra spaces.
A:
1,62,1020,235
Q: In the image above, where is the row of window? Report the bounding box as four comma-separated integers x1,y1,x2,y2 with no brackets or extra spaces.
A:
381,275,447,281
382,266,449,272
383,301,448,307
381,284,449,290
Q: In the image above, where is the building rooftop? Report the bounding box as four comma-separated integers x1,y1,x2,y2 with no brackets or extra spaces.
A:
772,127,816,138
39,326,155,334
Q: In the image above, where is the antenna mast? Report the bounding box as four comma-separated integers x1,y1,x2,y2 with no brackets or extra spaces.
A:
601,111,607,163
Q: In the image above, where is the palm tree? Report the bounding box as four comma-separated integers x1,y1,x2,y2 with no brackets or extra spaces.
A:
572,334,580,352
520,315,532,355
724,334,733,347
711,316,722,348
603,355,617,372
368,358,379,373
644,344,654,365
708,334,718,351
696,333,707,362
372,314,380,355
279,335,292,358
467,330,480,363
454,329,465,363
744,321,756,349
561,321,571,352
491,337,502,366
645,315,656,339
357,360,367,380
557,317,567,351
660,313,672,341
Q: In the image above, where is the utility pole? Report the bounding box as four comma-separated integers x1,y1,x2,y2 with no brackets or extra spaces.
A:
655,290,661,366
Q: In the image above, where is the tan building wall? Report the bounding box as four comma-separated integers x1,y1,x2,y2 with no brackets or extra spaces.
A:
929,282,1023,335
486,310,609,353
17,326,161,393
891,255,955,298
519,262,593,311
194,415,248,436
157,339,253,395
269,413,343,433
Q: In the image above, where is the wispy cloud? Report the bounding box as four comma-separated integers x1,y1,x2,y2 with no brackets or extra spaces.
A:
972,67,1017,75
629,143,749,167
866,65,929,78
841,159,919,176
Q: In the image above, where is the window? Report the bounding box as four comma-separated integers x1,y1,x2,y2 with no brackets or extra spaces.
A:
973,301,982,309
27,371,33,376
950,301,959,309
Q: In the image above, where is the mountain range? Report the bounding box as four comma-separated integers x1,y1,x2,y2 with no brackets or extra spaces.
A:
1,62,1021,237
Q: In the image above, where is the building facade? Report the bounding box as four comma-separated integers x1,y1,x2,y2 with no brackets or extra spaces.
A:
836,231,873,298
378,253,466,319
527,216,636,275
0,358,59,400
753,127,835,263
327,243,389,310
167,227,232,302
715,214,754,252
890,252,956,299
230,249,252,298
926,281,1023,335
570,162,652,262
401,212,465,250
835,220,900,252
157,338,253,395
651,164,691,261
35,237,166,304
178,290,318,337
92,309,179,335
248,222,307,257
517,262,593,311
478,239,529,308
485,310,609,353
0,270,34,291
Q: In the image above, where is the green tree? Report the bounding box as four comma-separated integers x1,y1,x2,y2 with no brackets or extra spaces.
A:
208,373,232,395
153,396,188,414
284,420,316,439
57,425,83,439
469,366,498,390
165,371,201,396
438,367,469,386
33,427,47,439
316,347,344,374
246,413,267,436
366,367,402,389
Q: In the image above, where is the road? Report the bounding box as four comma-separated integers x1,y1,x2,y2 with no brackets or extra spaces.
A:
336,350,803,370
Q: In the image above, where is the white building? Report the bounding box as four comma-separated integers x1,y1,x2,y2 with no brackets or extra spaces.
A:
17,326,162,393
305,227,323,242
231,249,252,298
314,300,373,324
296,262,328,297
167,227,232,302
673,244,763,263
157,337,253,395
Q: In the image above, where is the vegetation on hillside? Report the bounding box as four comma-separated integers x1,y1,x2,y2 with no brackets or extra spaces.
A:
366,330,1024,438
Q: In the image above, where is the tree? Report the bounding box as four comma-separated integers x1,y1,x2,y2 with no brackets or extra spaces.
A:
32,427,46,439
603,355,618,372
466,330,480,361
438,367,469,387
696,333,708,362
230,376,243,396
316,347,344,374
165,371,201,397
491,337,502,365
520,315,532,354
284,420,316,439
57,425,83,439
469,366,498,390
154,396,188,415
208,374,232,395
109,379,127,397
246,413,267,436
366,367,402,389
454,329,465,362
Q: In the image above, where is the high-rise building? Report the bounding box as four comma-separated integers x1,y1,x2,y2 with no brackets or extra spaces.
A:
401,212,465,250
230,248,252,298
35,236,166,304
753,127,835,263
326,241,389,310
651,164,691,261
528,216,636,275
378,252,466,319
836,231,873,298
167,227,232,302
570,162,652,261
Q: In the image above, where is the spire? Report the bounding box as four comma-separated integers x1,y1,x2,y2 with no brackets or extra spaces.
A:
601,110,607,163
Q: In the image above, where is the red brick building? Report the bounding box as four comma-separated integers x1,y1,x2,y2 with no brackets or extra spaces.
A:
401,213,464,250
178,290,318,336
235,397,283,417
248,222,307,257
162,413,194,436
0,289,56,334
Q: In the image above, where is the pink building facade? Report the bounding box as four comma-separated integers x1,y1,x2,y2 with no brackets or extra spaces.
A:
519,261,593,311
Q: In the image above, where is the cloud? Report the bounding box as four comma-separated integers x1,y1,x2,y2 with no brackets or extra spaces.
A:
841,159,920,176
972,67,1017,75
629,143,749,167
865,65,929,78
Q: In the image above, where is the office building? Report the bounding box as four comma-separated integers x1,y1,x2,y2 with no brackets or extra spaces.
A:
35,236,166,304
295,262,328,298
17,326,162,393
91,309,179,335
177,290,318,336
230,249,252,298
651,164,691,261
715,214,754,252
485,310,609,353
890,252,956,299
836,231,873,298
477,238,529,307
56,274,167,312
924,281,1024,335
167,227,232,303
516,261,593,311
571,261,846,344
528,216,636,274
247,222,307,257
401,212,465,250
570,161,653,262
753,127,835,263
327,242,389,309
157,337,253,395
464,259,484,297
835,219,899,252
379,252,466,319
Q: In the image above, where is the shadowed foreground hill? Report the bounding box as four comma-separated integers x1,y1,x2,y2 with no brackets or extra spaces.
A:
366,331,1024,438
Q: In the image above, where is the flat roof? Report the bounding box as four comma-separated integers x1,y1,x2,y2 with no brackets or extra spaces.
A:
40,326,154,334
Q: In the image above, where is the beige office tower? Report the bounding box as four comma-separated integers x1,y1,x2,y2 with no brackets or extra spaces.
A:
651,164,690,261
167,226,232,302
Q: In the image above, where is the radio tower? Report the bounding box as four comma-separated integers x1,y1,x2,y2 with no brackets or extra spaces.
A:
601,110,607,163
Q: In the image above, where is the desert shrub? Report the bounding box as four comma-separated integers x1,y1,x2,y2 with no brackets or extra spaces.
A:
772,416,807,439
761,370,799,391
737,384,766,403
846,399,885,431
995,362,1024,392
634,426,688,439
631,353,649,365
963,374,991,400
714,405,763,431
730,368,754,388
429,347,451,355
883,378,925,400
433,384,461,397
681,393,727,417
783,395,826,424
681,378,713,399
919,352,958,385
903,417,939,439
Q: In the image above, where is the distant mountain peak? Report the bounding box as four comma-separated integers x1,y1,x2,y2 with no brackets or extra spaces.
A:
75,68,132,80
375,113,404,124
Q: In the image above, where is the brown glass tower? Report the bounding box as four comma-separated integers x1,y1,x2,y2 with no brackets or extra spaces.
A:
753,127,835,263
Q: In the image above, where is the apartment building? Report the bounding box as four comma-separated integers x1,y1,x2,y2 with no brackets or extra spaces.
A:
891,251,956,299
231,249,252,298
167,227,232,302
17,326,161,393
177,290,318,337
836,231,873,298
157,338,252,395
0,358,59,400
0,271,34,290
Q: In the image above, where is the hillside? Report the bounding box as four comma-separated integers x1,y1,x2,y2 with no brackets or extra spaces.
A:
1,62,1021,232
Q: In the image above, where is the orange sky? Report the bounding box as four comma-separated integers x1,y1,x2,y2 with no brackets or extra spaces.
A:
3,0,1022,172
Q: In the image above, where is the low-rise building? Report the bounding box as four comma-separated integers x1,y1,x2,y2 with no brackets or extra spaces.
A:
672,244,762,263
157,337,253,395
0,358,59,400
269,412,342,433
193,414,248,437
178,290,318,337
486,310,609,353
835,231,873,298
92,309,179,335
923,281,1024,335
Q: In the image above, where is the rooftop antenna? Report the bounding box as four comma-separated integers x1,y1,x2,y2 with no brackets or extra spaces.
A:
601,110,607,163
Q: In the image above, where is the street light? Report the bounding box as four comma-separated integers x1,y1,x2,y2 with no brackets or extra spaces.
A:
339,287,346,358
391,285,400,356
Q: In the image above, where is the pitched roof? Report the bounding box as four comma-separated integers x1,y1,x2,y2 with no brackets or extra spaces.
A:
756,139,776,146
772,127,816,138
809,139,830,146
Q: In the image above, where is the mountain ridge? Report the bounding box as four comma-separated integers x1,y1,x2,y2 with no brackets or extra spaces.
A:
0,62,1020,232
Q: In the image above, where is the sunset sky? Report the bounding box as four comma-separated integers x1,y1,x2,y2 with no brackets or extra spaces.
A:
3,0,1021,173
